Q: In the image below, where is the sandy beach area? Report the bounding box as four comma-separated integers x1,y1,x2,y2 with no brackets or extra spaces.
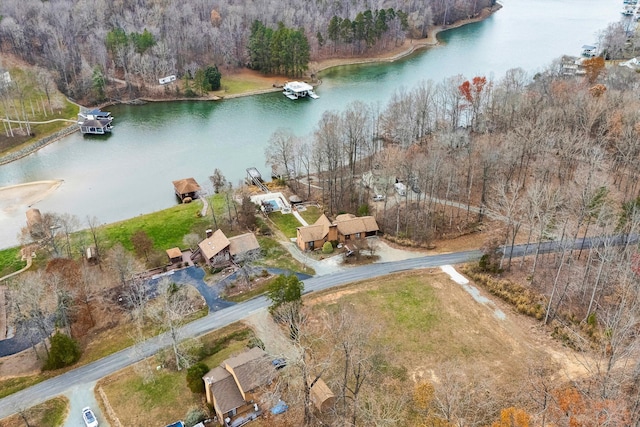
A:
0,180,63,217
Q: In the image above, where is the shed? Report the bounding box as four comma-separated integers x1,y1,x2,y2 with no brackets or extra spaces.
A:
289,195,303,204
173,178,201,202
310,378,335,412
86,246,98,263
166,247,183,263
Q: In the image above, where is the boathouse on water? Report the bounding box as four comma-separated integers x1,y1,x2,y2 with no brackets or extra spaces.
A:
172,178,201,202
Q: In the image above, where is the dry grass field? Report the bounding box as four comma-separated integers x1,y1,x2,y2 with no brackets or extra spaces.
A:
2,266,583,427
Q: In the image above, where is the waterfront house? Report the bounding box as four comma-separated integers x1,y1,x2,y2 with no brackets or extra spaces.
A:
193,229,261,267
196,229,231,267
296,213,378,251
228,233,261,263
333,214,379,242
172,178,201,202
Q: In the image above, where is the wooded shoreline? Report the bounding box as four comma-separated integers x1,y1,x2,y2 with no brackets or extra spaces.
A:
0,4,502,166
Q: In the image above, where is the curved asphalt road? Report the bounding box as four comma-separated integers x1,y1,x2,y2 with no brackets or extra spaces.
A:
0,234,635,419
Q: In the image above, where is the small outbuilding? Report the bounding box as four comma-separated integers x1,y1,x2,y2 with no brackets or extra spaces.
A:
166,247,183,264
310,378,335,412
173,178,201,202
289,195,303,205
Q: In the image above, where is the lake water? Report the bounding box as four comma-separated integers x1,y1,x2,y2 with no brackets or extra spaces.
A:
0,0,622,248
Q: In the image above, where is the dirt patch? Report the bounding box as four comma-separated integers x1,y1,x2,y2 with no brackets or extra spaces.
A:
0,345,44,380
244,311,299,360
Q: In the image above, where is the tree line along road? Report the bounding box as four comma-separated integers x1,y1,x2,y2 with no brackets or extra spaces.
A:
0,235,635,419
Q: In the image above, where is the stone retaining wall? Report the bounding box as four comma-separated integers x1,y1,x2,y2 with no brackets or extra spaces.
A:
0,125,78,166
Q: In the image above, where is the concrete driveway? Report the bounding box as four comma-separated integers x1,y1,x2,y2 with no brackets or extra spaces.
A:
284,236,428,276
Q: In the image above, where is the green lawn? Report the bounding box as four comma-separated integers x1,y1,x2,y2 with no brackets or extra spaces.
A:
0,247,26,277
257,236,314,275
214,77,271,96
102,202,207,250
268,211,302,238
0,396,68,427
298,205,322,225
101,194,228,251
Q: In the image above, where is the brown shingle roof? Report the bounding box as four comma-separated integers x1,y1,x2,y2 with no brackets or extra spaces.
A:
172,177,201,195
297,224,327,243
225,347,275,394
228,233,260,257
334,215,379,236
166,247,182,259
198,229,230,260
203,367,245,414
315,214,332,229
335,213,356,222
297,214,332,243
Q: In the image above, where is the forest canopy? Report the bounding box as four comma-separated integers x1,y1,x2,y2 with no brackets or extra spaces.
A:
0,0,493,99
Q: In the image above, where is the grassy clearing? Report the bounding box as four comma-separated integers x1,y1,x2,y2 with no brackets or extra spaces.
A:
0,247,26,277
101,367,199,426
257,236,315,275
324,275,443,356
215,77,270,96
298,205,322,224
268,211,301,238
102,201,209,251
99,325,253,427
0,396,68,427
309,270,536,371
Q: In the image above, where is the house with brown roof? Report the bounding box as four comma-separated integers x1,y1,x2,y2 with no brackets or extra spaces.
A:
193,229,261,267
203,347,277,426
333,214,379,242
172,178,201,202
228,233,261,263
196,229,231,267
296,213,378,251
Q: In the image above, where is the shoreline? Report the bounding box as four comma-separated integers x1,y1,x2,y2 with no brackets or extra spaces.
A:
0,4,501,166
0,180,64,213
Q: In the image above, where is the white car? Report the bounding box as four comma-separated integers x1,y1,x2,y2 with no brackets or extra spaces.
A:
82,407,99,427
372,194,386,202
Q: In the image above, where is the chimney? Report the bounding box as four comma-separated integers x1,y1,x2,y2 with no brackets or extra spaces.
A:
206,229,213,238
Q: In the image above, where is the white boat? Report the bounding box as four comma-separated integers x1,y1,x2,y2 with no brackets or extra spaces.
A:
581,44,597,57
282,81,319,100
622,6,634,15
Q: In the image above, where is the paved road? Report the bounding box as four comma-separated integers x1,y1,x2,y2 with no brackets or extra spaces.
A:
0,234,635,419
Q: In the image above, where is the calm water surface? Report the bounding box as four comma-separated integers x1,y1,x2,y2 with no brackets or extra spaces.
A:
0,0,621,247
